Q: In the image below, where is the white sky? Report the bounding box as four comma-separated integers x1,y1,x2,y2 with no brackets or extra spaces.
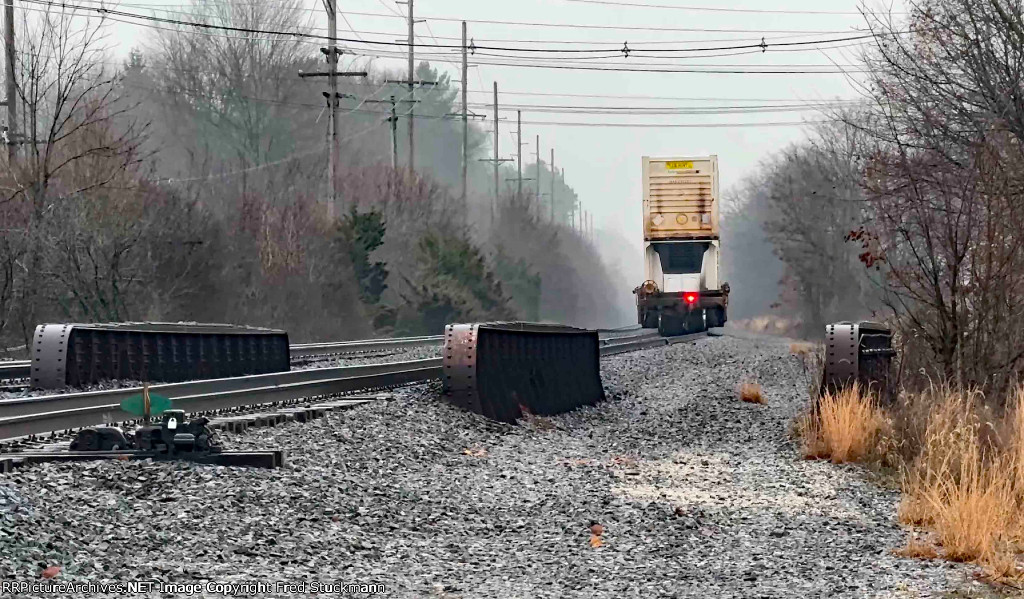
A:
84,0,903,272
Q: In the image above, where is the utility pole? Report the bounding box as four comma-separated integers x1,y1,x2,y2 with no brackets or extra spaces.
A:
492,81,498,222
493,82,497,223
476,82,512,227
358,95,416,170
406,0,415,171
535,135,541,212
4,0,15,163
297,1,367,220
461,21,468,205
565,167,575,231
388,95,398,168
326,0,337,219
550,148,555,223
516,111,522,198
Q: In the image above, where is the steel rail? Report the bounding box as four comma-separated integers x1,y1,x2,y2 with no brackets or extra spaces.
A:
0,361,28,380
1,329,656,381
0,359,442,441
599,331,707,356
0,328,705,441
0,336,447,381
289,335,444,358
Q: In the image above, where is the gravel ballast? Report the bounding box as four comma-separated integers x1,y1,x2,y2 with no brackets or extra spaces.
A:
0,332,981,598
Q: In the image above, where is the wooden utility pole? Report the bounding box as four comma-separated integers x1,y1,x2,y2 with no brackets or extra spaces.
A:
388,0,432,173
516,111,522,198
566,167,575,231
359,95,416,169
535,134,540,211
297,1,366,220
461,21,468,205
388,95,398,168
407,0,415,171
492,81,498,222
325,0,338,219
477,82,511,227
5,0,16,162
550,148,555,223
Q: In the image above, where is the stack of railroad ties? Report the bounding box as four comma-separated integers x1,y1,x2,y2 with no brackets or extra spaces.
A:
0,321,614,471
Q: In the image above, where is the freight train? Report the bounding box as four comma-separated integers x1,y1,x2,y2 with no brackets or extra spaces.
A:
633,155,729,336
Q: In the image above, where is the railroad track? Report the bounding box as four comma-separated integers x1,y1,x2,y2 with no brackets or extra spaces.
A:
0,328,650,382
0,335,448,382
0,328,704,443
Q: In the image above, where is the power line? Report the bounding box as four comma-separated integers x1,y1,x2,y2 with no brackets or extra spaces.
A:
559,0,895,15
516,119,828,128
86,0,883,34
126,80,854,117
395,59,871,74
161,144,327,184
330,46,879,74
21,0,890,56
466,103,855,115
74,0,881,45
390,86,861,103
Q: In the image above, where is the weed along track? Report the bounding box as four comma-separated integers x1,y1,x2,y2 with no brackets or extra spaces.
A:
0,330,978,598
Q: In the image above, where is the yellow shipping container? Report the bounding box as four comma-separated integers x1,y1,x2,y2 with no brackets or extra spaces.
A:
642,155,719,241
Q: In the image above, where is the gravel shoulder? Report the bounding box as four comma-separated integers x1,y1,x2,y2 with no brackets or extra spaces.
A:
0,334,983,598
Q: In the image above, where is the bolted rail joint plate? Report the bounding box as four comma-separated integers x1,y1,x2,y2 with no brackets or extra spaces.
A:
822,321,897,404
31,322,290,391
442,322,605,424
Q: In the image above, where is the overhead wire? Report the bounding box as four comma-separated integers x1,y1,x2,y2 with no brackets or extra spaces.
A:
160,85,416,184
17,0,892,56
13,0,867,134
559,0,895,16
75,0,881,46
78,0,881,35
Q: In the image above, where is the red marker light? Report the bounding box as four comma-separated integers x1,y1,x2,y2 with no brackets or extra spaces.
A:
684,293,698,304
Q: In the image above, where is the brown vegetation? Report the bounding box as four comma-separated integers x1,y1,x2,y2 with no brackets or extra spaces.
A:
799,384,885,464
892,537,939,560
739,383,764,405
797,383,1024,580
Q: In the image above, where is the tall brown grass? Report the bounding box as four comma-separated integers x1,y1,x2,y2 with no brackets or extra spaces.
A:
739,383,764,404
799,384,886,464
799,383,1024,579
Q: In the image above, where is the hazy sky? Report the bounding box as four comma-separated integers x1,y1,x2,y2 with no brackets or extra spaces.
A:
91,0,902,268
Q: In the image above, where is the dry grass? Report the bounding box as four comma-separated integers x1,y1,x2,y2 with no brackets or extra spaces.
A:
895,389,1024,575
800,384,886,464
731,316,804,337
798,383,1024,581
739,383,764,404
893,536,939,560
789,341,818,357
518,404,557,431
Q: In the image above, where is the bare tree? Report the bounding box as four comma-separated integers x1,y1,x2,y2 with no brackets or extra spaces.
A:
150,0,320,170
1,6,146,346
735,116,879,337
844,0,1024,391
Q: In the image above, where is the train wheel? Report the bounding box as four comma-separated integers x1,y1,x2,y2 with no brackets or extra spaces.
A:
681,309,707,334
706,307,725,328
658,313,678,336
641,310,659,329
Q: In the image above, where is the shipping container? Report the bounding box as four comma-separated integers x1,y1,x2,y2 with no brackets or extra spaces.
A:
635,155,729,336
642,155,719,241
